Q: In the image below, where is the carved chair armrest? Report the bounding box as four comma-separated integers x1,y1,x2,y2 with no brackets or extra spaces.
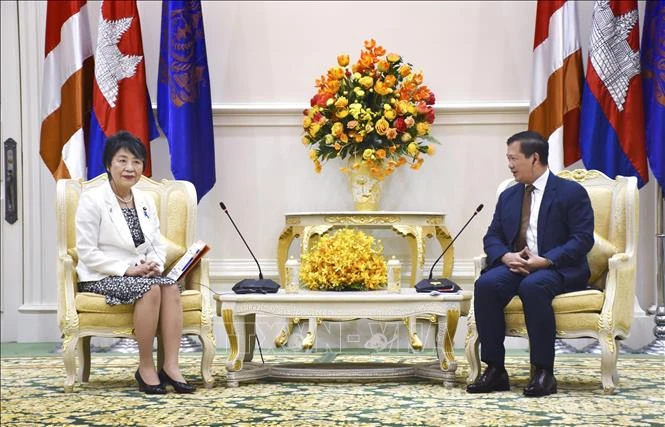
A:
600,252,637,333
57,254,79,333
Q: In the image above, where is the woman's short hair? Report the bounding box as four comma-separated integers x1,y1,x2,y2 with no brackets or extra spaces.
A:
506,130,549,165
103,131,147,171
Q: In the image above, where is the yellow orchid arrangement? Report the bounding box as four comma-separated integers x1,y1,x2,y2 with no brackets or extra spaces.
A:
302,39,439,180
299,228,387,291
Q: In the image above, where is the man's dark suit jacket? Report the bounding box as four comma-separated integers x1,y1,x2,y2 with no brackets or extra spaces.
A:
482,173,595,287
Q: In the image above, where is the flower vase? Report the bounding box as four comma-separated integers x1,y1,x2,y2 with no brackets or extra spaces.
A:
347,158,383,211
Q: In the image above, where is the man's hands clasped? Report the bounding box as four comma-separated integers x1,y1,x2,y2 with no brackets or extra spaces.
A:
501,247,551,275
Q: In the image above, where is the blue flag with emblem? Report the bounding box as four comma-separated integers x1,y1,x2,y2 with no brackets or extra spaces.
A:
157,0,215,202
642,0,665,196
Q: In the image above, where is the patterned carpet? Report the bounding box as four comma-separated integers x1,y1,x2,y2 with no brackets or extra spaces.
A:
1,351,664,426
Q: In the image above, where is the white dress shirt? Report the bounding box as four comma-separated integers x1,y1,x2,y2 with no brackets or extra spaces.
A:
526,168,550,255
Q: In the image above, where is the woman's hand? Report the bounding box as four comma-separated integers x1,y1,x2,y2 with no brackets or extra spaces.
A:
126,260,161,277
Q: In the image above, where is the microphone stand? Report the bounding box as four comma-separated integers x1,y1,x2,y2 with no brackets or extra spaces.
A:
220,202,280,292
416,204,484,291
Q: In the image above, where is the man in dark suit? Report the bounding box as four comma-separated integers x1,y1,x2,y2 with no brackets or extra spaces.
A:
467,131,594,397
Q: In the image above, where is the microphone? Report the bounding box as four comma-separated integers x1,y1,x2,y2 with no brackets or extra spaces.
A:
219,202,280,293
415,204,484,292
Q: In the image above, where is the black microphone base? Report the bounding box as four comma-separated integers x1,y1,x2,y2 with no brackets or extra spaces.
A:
232,278,280,294
414,278,461,293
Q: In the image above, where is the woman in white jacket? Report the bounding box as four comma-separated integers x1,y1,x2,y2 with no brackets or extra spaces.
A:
76,131,195,394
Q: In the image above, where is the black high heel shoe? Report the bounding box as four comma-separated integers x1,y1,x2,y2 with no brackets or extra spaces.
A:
158,369,196,394
135,370,167,394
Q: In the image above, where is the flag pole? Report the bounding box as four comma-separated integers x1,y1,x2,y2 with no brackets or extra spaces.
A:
638,183,665,355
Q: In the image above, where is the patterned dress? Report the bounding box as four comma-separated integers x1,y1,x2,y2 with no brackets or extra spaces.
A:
78,207,177,305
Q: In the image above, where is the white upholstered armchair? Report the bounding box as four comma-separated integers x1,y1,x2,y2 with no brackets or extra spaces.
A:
56,175,215,392
464,169,639,394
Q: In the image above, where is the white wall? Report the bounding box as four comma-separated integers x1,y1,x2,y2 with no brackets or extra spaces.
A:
0,1,659,349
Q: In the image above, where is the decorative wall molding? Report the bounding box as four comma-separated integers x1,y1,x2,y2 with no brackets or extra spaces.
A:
207,102,530,128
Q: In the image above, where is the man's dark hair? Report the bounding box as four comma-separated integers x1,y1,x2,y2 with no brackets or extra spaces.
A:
506,130,549,165
103,131,147,173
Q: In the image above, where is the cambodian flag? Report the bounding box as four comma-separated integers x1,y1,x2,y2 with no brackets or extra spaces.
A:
642,0,665,196
157,0,216,202
579,0,649,188
88,0,159,179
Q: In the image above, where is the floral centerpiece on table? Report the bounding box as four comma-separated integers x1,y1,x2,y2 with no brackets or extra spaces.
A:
302,39,439,180
299,228,387,291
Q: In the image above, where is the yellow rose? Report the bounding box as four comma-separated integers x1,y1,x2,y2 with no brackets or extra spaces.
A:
303,116,312,128
377,60,390,72
374,81,392,96
396,100,410,115
334,142,341,151
362,148,374,160
399,64,411,77
301,135,310,145
337,54,350,67
329,67,344,80
384,75,397,87
384,109,396,120
387,53,400,63
325,134,334,144
427,145,435,155
332,122,344,137
401,133,412,143
334,96,348,108
336,109,349,119
314,160,322,173
309,123,321,137
375,118,390,136
359,76,374,89
349,103,362,119
309,149,318,160
416,122,430,136
353,87,365,97
407,142,418,156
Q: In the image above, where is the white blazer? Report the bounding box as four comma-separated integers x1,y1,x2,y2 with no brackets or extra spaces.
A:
75,182,167,282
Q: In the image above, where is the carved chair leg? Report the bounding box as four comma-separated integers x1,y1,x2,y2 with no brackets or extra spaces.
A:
464,318,481,384
198,333,216,389
62,334,79,393
599,335,619,394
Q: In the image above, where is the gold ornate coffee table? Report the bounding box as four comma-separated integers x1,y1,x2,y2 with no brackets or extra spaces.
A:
215,289,471,387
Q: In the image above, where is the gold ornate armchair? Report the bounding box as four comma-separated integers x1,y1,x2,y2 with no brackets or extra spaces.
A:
56,174,215,392
464,169,639,394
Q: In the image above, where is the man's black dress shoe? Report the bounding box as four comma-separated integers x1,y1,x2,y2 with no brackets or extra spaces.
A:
158,369,196,394
523,368,557,397
466,365,510,393
135,370,167,394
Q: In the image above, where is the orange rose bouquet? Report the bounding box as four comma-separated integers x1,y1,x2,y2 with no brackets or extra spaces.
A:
302,39,439,180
